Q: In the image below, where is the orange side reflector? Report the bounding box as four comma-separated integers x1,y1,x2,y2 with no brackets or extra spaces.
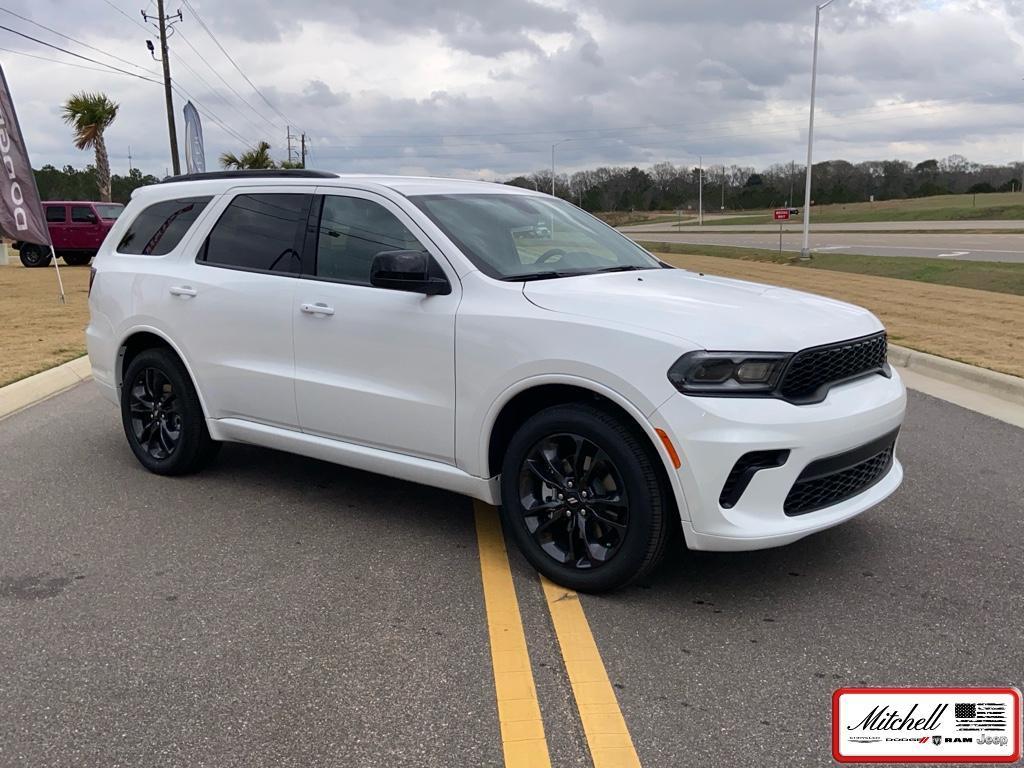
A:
655,428,681,469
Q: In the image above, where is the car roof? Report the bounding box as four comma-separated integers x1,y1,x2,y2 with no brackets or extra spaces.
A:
133,171,541,201
43,200,124,206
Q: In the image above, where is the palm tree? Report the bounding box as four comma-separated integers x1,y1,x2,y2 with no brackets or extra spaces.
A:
219,141,275,170
61,92,119,202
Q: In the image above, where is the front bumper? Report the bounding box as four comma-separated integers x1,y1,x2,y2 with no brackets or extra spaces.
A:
652,369,907,551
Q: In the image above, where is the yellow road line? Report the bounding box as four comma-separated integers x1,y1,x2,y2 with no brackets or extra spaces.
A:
540,577,642,768
474,501,552,768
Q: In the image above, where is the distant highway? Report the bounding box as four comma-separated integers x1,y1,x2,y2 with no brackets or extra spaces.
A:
622,219,1024,234
621,228,1024,263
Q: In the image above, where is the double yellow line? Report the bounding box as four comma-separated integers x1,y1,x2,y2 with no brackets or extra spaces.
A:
474,502,642,768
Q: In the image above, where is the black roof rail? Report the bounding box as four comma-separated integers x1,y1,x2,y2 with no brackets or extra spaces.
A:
160,169,338,183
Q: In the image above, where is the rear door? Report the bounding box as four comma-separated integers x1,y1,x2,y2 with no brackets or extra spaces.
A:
163,187,315,429
292,189,459,463
44,205,67,248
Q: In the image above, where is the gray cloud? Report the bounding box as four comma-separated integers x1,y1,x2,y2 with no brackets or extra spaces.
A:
3,0,1021,181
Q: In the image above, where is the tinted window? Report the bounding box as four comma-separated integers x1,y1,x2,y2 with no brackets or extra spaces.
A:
94,203,124,220
117,197,212,256
45,206,66,223
201,194,311,274
71,206,94,223
315,196,423,285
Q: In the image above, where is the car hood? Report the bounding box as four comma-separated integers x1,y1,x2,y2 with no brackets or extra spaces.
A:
522,268,882,350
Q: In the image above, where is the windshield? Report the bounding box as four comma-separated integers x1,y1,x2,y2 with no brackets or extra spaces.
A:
94,204,124,220
411,193,661,280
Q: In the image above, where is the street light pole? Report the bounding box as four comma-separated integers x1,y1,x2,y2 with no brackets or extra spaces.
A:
698,155,703,226
799,0,834,260
551,139,572,197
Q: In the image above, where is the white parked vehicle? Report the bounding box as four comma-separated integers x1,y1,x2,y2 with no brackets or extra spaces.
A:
87,170,906,592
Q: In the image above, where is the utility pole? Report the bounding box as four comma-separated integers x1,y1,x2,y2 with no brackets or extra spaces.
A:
551,139,572,197
300,133,307,168
799,0,834,260
143,1,183,175
128,145,133,173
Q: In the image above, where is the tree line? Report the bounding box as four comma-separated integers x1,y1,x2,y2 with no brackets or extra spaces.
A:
505,155,1024,211
31,153,1024,210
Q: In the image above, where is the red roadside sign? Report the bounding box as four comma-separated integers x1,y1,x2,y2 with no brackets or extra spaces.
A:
773,209,790,220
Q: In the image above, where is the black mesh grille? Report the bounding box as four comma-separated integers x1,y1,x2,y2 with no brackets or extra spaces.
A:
784,437,896,516
779,333,888,403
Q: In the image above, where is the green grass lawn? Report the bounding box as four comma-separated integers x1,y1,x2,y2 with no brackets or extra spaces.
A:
675,191,1024,226
638,241,1024,297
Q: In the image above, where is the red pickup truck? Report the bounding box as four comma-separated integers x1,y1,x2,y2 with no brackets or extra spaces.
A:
13,201,124,267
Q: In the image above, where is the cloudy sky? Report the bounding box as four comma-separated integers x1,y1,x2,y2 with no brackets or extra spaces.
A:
3,0,1023,179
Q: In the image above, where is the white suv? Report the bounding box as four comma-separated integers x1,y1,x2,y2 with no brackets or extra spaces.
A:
87,170,906,592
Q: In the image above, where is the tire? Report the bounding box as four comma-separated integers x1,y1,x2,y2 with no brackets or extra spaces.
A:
499,403,671,593
19,244,52,268
62,252,92,266
120,348,220,476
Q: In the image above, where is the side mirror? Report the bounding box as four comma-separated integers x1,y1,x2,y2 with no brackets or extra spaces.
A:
370,250,451,296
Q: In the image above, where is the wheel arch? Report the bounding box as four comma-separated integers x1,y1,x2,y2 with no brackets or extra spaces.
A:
483,377,688,520
116,327,211,418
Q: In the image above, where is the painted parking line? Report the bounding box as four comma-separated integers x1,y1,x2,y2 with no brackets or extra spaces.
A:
474,501,553,768
540,577,642,768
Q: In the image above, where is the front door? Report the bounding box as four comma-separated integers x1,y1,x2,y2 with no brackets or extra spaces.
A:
68,205,105,250
293,191,459,463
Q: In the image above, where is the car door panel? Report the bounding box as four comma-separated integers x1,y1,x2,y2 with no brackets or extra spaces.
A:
293,190,459,463
159,187,314,429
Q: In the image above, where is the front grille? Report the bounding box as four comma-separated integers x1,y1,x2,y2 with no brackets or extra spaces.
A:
784,429,898,516
779,332,888,403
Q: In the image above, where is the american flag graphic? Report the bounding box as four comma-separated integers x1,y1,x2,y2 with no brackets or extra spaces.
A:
954,702,1007,731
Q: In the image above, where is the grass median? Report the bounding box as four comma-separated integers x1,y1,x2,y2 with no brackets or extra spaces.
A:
638,241,1024,297
0,263,91,387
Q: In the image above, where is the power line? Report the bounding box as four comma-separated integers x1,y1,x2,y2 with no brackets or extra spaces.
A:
178,0,291,129
175,28,280,135
0,23,162,82
0,20,255,155
0,5,158,76
0,44,145,76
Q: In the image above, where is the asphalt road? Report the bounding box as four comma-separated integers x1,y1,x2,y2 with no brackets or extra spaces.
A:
2,383,1022,767
623,229,1024,262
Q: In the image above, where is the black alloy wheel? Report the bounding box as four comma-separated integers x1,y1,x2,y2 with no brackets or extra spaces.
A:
500,403,672,593
128,367,182,460
519,433,629,569
19,244,51,268
120,348,220,475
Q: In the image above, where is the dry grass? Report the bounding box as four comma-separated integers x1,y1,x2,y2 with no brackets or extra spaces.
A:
655,251,1024,379
0,263,91,386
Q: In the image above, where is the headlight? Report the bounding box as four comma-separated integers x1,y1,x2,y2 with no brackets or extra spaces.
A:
668,351,791,396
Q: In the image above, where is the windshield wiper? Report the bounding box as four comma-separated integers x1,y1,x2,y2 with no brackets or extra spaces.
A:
501,265,653,282
501,271,579,282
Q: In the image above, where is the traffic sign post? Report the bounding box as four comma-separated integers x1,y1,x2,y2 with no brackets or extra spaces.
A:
774,209,790,255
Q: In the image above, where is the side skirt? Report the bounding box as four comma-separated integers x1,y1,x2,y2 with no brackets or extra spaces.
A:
208,417,501,504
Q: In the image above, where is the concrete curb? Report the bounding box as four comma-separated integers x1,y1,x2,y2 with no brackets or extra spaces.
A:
889,344,1024,408
0,355,92,420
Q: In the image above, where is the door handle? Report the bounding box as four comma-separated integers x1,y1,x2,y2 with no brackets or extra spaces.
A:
169,285,197,297
300,302,335,316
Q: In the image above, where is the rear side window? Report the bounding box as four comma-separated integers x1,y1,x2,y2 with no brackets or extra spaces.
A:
200,193,312,275
71,206,94,223
45,206,66,223
117,197,212,256
315,196,424,285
